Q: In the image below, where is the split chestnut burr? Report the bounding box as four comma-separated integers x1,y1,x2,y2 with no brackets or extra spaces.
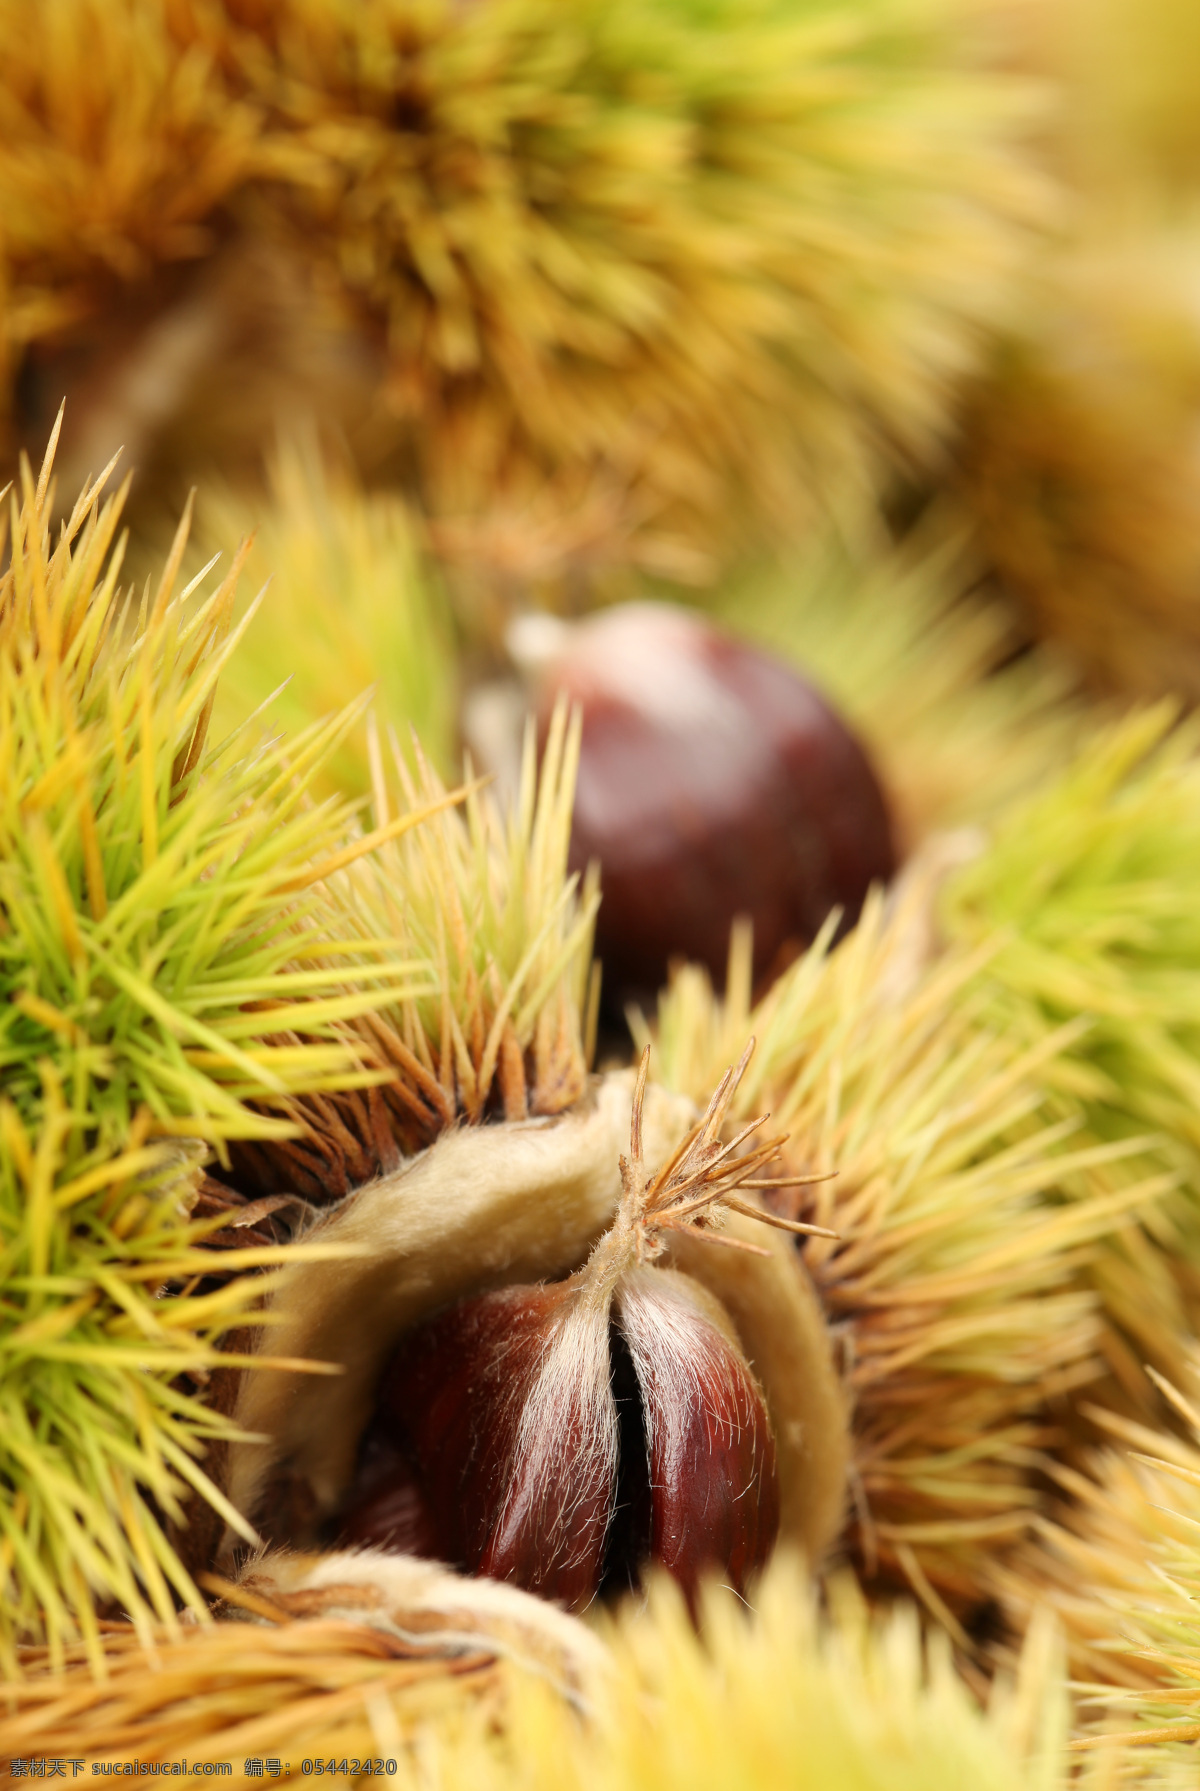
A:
338,1045,833,1609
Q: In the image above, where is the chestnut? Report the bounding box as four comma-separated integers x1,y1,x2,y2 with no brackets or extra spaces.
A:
511,604,896,1005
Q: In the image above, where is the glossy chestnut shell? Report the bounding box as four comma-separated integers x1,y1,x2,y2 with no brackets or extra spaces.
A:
532,604,895,1004
337,1267,779,1611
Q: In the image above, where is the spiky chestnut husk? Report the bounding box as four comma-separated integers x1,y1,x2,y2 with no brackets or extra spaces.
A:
1,0,1043,565
0,419,475,1661
2,1552,1104,1784
986,1399,1200,1698
0,415,608,1662
509,603,895,1005
0,414,471,1165
957,229,1200,702
1,1546,610,1769
0,2,377,511
987,1376,1200,1779
940,706,1200,1408
638,875,1173,1637
221,696,602,1204
224,1050,848,1594
947,0,1200,707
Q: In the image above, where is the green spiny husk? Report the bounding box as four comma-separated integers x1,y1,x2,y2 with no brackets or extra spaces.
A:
350,699,600,1124
447,1565,1090,1791
0,418,440,1157
941,704,1200,1391
237,0,1044,542
0,422,469,1661
0,1090,349,1675
950,0,1200,702
726,539,1200,1408
993,1376,1200,1779
0,419,610,1660
199,439,459,799
989,1397,1200,1695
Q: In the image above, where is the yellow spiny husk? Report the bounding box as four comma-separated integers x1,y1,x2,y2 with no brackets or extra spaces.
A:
994,1372,1200,1777
954,0,1200,700
959,227,1200,701
639,880,1174,1633
1,1555,1117,1789
1,0,1045,568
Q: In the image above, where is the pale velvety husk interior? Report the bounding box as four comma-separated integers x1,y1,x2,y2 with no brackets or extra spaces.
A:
235,1547,609,1696
225,1068,849,1573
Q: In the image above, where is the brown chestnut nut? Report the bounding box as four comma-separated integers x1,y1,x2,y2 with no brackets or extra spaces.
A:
336,1434,440,1559
337,1047,827,1609
511,604,896,1005
365,1277,618,1608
